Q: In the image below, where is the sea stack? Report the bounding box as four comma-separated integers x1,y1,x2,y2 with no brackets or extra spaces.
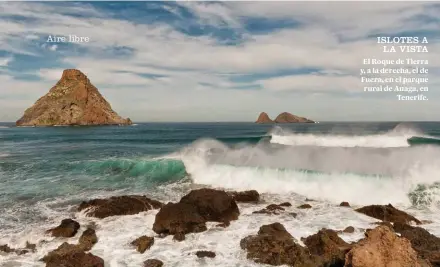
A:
274,112,314,123
16,69,132,126
255,112,273,124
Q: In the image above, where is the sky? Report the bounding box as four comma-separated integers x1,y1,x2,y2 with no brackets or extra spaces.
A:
0,1,439,122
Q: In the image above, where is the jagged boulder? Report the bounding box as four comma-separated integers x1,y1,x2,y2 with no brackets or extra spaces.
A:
16,69,132,126
143,259,163,267
152,202,207,238
47,219,80,238
344,225,420,267
228,190,260,203
180,188,239,223
41,242,104,267
356,204,421,225
303,228,351,267
240,222,320,266
78,228,98,251
131,236,154,253
394,222,440,266
196,250,216,258
78,195,162,218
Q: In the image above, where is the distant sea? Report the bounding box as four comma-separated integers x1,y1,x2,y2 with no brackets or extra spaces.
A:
1,121,440,266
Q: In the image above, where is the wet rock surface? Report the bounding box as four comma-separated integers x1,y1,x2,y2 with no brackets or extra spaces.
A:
228,190,260,203
298,204,312,209
240,222,320,266
356,204,421,224
253,204,286,215
153,202,207,237
303,228,351,267
153,189,239,240
78,195,163,218
339,202,350,207
78,228,98,251
47,219,80,238
180,188,239,223
131,236,154,253
143,259,164,267
394,222,440,266
345,225,420,267
196,250,216,258
41,242,104,267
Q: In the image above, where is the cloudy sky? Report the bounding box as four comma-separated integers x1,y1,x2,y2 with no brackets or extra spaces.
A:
0,1,439,122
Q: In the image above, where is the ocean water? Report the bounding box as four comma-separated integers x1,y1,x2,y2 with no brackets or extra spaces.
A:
1,121,440,266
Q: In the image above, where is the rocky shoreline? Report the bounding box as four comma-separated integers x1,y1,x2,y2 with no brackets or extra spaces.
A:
1,188,439,267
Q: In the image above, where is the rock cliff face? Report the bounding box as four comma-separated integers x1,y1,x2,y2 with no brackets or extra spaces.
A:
255,112,273,124
255,112,313,124
16,69,132,126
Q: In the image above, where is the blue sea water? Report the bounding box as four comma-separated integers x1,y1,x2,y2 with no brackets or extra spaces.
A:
1,121,440,266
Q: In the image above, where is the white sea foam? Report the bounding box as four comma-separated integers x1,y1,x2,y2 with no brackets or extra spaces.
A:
269,124,422,148
180,138,440,207
2,124,440,267
2,189,440,267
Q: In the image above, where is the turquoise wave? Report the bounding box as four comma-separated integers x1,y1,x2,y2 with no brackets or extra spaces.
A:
75,158,188,182
407,136,440,146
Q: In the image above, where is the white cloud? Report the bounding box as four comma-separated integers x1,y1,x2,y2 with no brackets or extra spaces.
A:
0,1,438,122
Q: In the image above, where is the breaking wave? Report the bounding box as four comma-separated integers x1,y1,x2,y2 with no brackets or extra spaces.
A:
176,138,440,208
269,124,423,148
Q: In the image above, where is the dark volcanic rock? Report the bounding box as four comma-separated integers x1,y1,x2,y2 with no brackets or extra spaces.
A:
356,204,421,225
228,190,260,203
253,204,285,215
153,202,207,237
42,242,104,267
78,228,98,251
131,236,154,253
274,112,314,123
255,112,274,124
279,202,292,207
180,188,239,223
16,69,131,126
303,228,351,267
25,242,37,252
339,202,350,207
394,222,440,266
173,232,186,242
341,226,355,234
144,259,163,267
47,219,80,238
298,204,312,209
196,250,216,258
1,242,36,255
240,222,319,266
78,195,163,218
345,225,420,267
0,244,14,253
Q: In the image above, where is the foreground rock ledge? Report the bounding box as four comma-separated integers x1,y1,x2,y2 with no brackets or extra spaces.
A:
16,69,132,126
78,195,163,218
345,225,420,267
240,222,319,266
394,222,440,266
